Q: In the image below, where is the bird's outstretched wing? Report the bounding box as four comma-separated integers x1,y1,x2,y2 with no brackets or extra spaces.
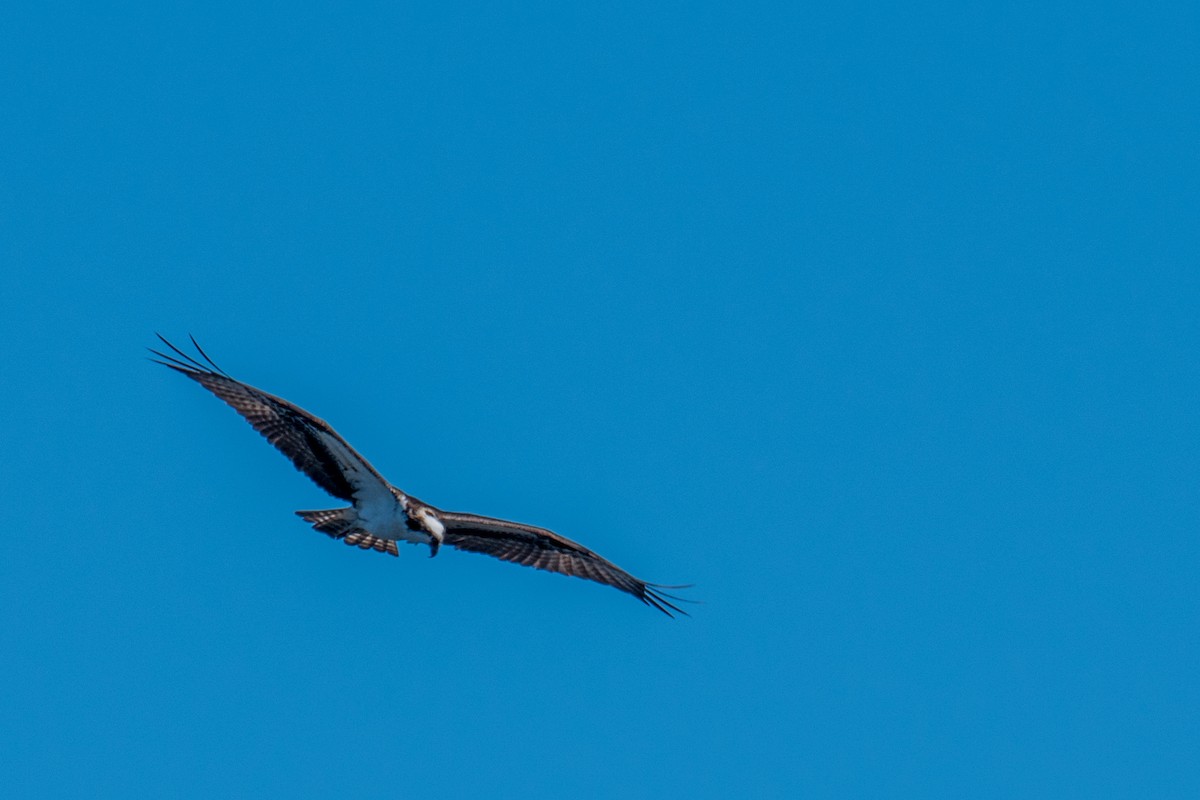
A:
438,510,691,617
149,335,392,504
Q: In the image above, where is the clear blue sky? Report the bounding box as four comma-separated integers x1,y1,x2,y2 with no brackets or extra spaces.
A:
2,1,1197,797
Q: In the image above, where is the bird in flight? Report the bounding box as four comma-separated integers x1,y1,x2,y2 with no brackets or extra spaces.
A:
150,335,689,616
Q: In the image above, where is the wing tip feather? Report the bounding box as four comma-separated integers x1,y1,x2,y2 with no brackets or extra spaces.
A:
641,583,695,618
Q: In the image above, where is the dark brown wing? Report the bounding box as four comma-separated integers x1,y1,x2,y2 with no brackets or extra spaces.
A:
438,510,689,617
150,335,389,502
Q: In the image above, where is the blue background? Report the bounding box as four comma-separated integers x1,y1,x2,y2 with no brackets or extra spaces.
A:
2,1,1197,796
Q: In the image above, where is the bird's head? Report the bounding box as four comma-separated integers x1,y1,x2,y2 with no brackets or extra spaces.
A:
411,506,445,558
413,505,445,540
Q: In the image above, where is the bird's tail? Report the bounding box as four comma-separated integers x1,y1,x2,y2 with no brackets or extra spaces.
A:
295,508,399,557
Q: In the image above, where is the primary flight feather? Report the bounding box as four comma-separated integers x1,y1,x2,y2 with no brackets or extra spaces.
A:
150,335,689,617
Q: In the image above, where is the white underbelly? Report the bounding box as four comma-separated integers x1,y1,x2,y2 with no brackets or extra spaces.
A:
355,494,429,545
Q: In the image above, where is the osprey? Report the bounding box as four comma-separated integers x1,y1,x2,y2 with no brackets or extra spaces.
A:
150,336,688,617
